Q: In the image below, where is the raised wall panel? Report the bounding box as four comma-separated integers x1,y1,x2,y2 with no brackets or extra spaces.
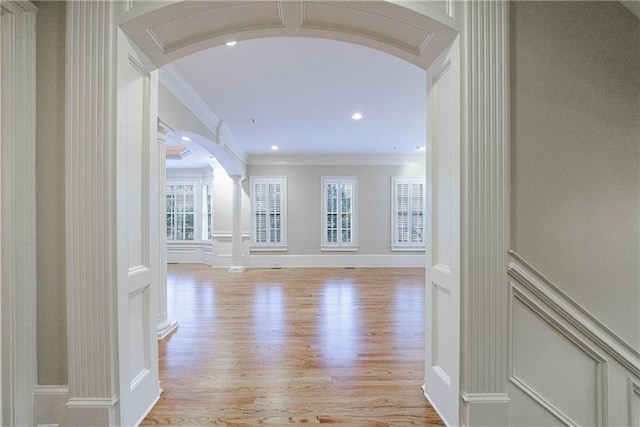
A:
511,290,606,426
128,286,150,390
630,380,640,426
430,59,453,272
432,283,452,386
125,57,151,272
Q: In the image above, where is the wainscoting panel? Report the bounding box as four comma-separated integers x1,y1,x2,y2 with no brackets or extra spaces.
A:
508,252,640,426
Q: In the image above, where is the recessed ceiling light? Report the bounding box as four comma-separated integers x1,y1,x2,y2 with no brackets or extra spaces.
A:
351,113,363,120
225,41,237,47
271,145,279,151
181,136,191,142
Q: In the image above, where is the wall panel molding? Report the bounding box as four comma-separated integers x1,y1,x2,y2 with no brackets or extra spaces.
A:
508,252,640,376
510,284,608,426
508,252,640,426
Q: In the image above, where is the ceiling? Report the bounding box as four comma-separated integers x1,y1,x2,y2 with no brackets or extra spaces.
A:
165,36,426,167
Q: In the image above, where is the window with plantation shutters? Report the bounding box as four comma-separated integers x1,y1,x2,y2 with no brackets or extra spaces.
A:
250,177,287,250
322,177,357,251
392,177,426,250
166,183,196,241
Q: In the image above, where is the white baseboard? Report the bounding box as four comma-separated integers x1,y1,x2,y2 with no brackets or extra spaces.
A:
461,393,510,426
246,254,426,268
34,386,69,427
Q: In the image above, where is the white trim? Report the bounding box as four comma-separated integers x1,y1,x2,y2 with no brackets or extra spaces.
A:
249,176,287,248
461,392,510,403
159,63,247,162
508,252,640,377
391,176,427,250
248,154,426,166
321,176,358,250
246,254,425,268
0,4,37,426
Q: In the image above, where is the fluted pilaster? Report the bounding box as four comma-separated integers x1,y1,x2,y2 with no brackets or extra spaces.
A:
461,0,510,422
157,119,178,339
0,3,37,426
65,1,118,421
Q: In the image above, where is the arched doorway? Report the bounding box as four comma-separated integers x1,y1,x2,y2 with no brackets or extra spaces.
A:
117,1,461,425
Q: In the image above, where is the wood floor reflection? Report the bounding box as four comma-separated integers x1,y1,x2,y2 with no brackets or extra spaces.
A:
142,264,444,426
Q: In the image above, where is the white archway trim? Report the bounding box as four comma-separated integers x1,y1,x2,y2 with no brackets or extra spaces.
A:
159,64,247,163
0,2,37,426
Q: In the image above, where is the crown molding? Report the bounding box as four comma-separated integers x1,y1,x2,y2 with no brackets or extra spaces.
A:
158,63,248,162
247,154,427,166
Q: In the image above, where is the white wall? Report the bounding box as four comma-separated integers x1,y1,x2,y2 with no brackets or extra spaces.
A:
509,2,640,425
34,0,67,387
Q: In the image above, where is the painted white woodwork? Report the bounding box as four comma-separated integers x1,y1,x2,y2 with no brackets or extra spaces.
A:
116,30,161,426
249,176,288,250
211,233,250,267
423,33,461,427
249,154,427,166
0,2,37,426
64,2,119,423
459,1,511,425
157,120,178,340
391,177,427,251
229,175,246,272
508,253,640,426
120,2,457,69
167,241,213,264
159,64,242,160
247,254,426,269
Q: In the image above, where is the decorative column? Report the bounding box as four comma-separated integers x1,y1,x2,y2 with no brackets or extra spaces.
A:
229,175,246,272
0,3,37,426
64,1,119,424
460,1,510,425
157,120,179,339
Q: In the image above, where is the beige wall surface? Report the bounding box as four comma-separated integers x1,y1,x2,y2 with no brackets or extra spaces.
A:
511,2,640,348
248,162,425,256
35,0,68,385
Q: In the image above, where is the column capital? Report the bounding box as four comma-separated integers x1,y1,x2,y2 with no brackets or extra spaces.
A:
157,118,174,140
229,174,246,184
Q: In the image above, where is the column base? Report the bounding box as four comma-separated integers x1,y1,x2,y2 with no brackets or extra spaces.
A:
228,265,246,273
157,319,178,340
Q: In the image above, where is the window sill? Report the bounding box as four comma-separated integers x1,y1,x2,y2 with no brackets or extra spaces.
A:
321,245,359,252
249,245,288,252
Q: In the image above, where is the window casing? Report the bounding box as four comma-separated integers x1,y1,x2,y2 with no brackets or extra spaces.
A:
391,177,426,250
166,183,196,241
250,176,287,250
203,183,213,240
322,176,357,251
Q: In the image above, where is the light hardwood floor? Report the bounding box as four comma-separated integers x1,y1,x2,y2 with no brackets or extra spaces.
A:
142,264,444,426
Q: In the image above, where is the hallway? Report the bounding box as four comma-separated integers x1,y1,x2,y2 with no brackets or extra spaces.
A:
142,265,444,426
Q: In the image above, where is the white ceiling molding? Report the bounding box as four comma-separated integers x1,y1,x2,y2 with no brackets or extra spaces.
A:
247,154,426,166
158,63,248,162
621,1,640,20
